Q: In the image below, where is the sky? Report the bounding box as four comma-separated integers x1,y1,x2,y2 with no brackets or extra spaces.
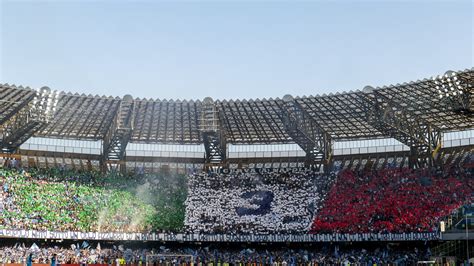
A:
0,0,472,101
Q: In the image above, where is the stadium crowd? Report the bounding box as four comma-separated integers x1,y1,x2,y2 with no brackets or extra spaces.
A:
0,242,431,265
0,165,472,236
184,171,335,234
0,168,186,233
311,167,474,234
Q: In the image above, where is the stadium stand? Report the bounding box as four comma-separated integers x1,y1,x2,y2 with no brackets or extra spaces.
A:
184,171,336,234
0,68,472,263
1,166,471,236
311,167,474,234
0,168,187,233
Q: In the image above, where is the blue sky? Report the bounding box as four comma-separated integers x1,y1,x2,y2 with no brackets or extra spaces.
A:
0,0,472,100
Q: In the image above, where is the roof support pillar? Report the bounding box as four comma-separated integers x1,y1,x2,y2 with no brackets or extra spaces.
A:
101,94,134,173
282,95,333,172
200,97,226,169
363,88,442,169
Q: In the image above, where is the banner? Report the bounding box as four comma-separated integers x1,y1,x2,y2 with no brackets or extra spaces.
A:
0,229,440,242
219,167,309,174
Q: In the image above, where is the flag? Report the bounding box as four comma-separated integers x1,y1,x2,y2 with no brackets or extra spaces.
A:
81,241,89,249
29,243,40,252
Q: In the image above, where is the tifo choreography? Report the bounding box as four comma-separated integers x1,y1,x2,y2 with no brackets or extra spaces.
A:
184,171,334,234
0,165,472,235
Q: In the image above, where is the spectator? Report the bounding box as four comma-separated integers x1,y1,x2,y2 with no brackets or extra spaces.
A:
0,242,431,264
311,168,473,233
0,165,471,235
185,171,335,234
0,168,186,233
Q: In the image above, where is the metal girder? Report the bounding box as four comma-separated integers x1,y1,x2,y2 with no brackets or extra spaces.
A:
217,98,291,144
372,70,473,132
36,94,121,140
435,70,473,115
282,95,332,171
363,89,443,168
0,68,471,149
0,110,42,153
130,99,201,144
202,131,226,165
200,97,226,166
0,84,36,125
294,93,383,141
102,95,135,169
0,86,59,153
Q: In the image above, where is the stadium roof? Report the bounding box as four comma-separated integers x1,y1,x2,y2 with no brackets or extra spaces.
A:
1,68,472,146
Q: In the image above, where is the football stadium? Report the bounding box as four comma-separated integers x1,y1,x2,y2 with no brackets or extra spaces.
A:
0,68,472,265
1,0,474,264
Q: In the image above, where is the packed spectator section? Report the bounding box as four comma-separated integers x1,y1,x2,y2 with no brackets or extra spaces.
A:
0,165,472,236
0,241,432,265
185,171,336,234
311,167,473,234
0,168,187,233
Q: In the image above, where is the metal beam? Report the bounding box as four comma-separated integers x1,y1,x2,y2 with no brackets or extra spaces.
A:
435,70,473,115
102,95,134,172
0,86,59,153
1,68,472,148
282,95,333,172
200,97,226,167
363,87,443,168
0,85,36,125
